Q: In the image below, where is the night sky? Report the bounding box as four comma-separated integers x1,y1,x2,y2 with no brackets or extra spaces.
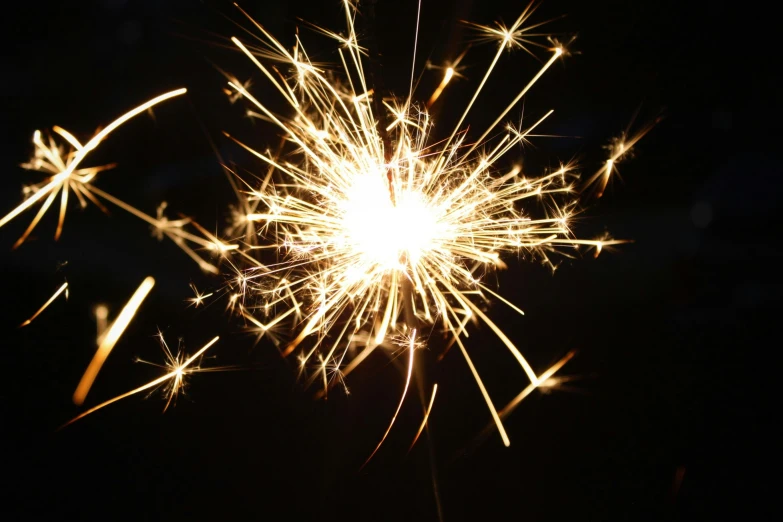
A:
1,1,777,520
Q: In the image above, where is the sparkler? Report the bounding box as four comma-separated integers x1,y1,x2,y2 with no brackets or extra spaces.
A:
221,0,636,448
5,0,654,454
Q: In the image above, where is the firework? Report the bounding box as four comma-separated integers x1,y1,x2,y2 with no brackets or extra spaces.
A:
218,0,634,448
5,1,653,453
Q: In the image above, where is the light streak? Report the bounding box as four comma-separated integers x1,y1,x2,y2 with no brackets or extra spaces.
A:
72,277,155,405
497,350,577,421
20,282,68,327
427,67,454,107
362,330,417,467
94,304,109,344
0,89,186,238
583,116,662,198
409,383,438,452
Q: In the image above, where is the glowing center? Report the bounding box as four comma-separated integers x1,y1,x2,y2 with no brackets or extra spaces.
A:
340,174,438,270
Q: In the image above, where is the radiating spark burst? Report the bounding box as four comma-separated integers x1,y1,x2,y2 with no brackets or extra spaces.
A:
187,283,214,308
20,281,68,327
0,89,236,275
61,335,220,429
217,0,641,448
73,276,156,405
5,0,652,453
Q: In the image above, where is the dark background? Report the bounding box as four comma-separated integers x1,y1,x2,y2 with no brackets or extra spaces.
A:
1,1,778,520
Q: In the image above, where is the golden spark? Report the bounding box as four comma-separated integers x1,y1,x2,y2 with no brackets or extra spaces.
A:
362,329,417,467
584,115,662,198
73,276,156,405
409,383,438,452
20,282,68,327
187,283,214,308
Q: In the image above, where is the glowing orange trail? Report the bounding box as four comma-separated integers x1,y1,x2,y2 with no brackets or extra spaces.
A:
61,336,219,429
427,67,454,107
20,282,68,327
73,277,155,405
94,304,109,343
498,350,577,420
409,383,438,452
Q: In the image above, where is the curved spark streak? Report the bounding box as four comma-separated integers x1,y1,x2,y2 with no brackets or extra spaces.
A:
409,383,438,452
363,331,417,467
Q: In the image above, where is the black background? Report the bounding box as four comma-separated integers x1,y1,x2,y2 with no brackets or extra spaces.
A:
1,1,778,520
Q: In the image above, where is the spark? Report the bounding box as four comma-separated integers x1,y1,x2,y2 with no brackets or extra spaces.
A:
6,1,653,451
409,383,438,452
467,0,553,55
467,350,577,450
94,304,109,344
427,66,455,108
73,277,155,406
583,115,662,198
362,330,417,467
20,282,68,327
497,350,577,422
187,283,214,308
61,335,219,429
425,49,469,108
